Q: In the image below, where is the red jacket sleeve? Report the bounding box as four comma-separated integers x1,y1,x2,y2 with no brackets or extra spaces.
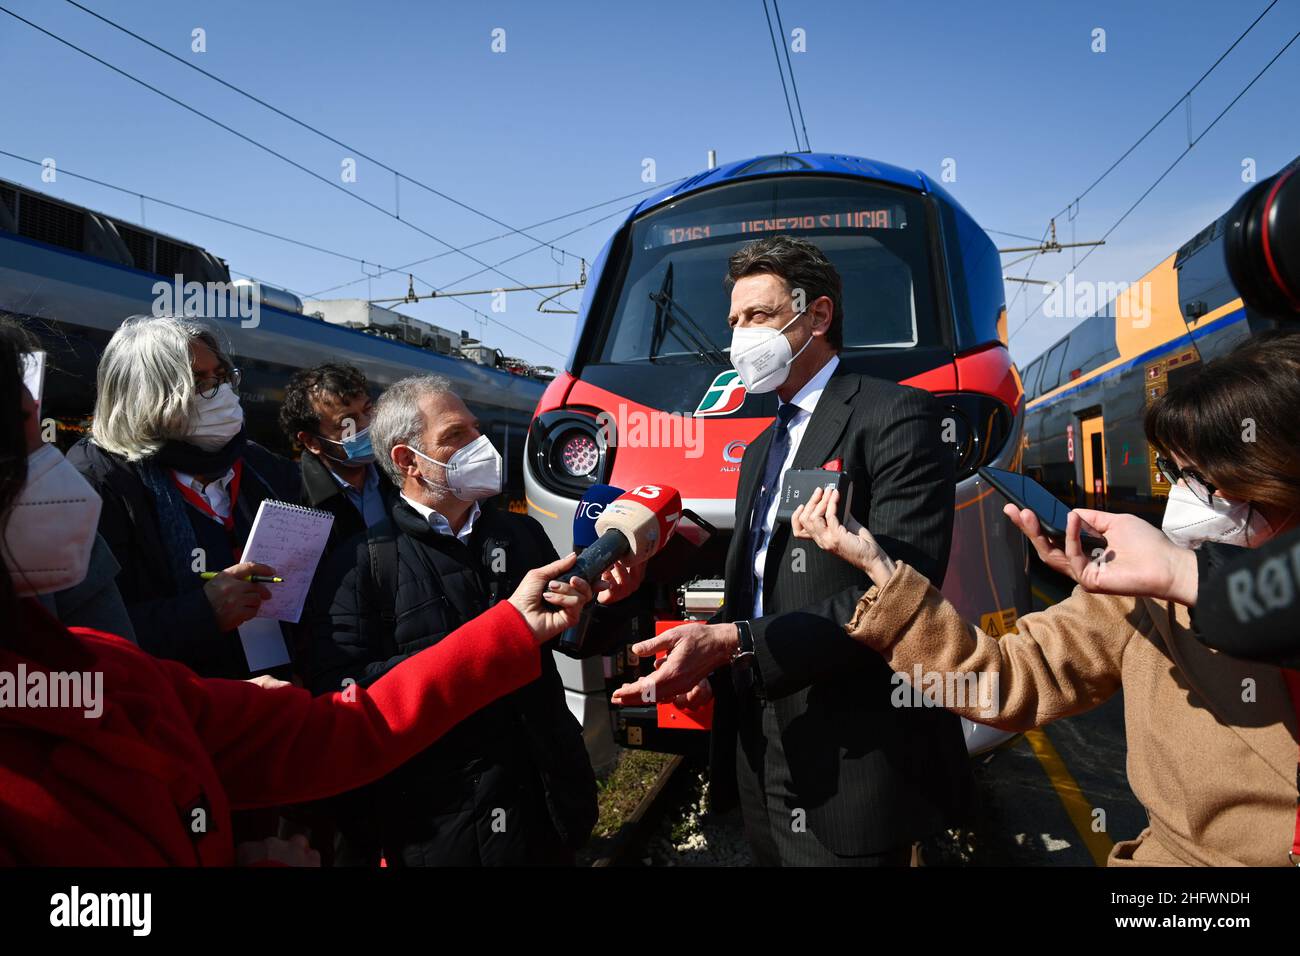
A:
164,600,542,810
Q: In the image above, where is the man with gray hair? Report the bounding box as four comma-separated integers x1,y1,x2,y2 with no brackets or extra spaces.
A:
308,375,643,865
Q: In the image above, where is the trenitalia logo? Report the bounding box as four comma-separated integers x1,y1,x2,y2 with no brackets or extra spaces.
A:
694,370,747,417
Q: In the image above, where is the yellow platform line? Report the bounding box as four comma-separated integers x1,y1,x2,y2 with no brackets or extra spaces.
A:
1024,584,1114,866
1023,728,1114,866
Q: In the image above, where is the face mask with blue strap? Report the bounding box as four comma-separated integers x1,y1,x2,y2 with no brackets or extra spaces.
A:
317,425,376,465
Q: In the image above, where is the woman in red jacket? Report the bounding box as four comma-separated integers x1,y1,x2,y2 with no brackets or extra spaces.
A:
0,324,593,865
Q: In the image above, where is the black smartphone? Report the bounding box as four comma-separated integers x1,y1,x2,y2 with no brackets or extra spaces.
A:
776,469,855,524
978,466,1108,553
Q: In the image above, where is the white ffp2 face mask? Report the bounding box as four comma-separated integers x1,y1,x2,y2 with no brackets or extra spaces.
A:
729,309,811,394
1161,481,1273,549
185,382,244,451
3,443,102,595
410,434,503,501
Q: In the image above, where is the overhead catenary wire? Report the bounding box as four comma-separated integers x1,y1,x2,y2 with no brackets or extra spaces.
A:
1006,22,1300,346
1001,0,1278,306
1045,0,1280,227
304,177,685,298
0,4,576,307
0,148,377,268
60,0,587,267
771,0,810,151
761,0,802,152
0,150,570,358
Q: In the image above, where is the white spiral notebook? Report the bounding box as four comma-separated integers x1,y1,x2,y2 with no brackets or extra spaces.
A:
239,499,335,624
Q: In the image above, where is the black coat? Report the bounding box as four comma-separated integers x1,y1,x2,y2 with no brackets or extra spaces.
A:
308,498,598,864
67,437,301,679
298,452,397,560
711,370,975,857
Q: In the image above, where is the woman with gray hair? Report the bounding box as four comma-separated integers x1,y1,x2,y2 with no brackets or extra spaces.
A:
67,314,300,681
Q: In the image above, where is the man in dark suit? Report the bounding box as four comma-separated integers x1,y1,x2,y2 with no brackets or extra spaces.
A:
614,235,973,865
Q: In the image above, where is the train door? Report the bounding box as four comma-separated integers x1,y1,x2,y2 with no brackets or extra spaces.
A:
1081,415,1107,510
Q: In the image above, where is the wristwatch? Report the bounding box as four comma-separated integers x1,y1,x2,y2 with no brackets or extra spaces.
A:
732,619,756,667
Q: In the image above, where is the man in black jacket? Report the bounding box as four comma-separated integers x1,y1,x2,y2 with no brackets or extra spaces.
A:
280,363,396,559
614,236,973,865
309,374,643,865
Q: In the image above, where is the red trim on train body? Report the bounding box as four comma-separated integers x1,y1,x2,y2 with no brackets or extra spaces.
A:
564,378,770,499
953,343,1023,414
557,353,993,500
533,371,576,417
898,361,957,392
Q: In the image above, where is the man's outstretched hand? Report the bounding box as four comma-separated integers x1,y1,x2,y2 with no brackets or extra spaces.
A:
610,621,737,706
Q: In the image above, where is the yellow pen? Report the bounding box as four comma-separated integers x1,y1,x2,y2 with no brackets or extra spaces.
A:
198,572,284,584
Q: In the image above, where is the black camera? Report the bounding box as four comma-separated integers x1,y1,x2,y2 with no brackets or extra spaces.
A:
1224,159,1300,318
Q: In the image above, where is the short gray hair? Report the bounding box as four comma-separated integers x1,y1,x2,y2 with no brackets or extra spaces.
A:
90,314,233,461
372,374,455,487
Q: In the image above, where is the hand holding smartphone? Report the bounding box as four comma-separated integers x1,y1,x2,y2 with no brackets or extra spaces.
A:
978,466,1108,553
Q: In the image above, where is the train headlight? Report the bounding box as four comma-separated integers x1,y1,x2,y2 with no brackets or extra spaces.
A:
557,431,600,478
528,409,614,496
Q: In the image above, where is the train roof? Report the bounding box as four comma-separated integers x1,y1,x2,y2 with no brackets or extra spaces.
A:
630,152,929,219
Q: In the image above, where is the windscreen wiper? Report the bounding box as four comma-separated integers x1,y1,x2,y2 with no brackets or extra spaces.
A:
648,264,729,365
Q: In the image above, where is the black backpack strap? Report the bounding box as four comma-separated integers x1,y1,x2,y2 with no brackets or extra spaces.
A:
365,517,399,628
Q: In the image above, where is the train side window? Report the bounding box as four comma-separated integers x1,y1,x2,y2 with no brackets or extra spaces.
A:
1021,357,1043,399
1175,220,1236,320
1062,312,1119,381
1039,338,1069,394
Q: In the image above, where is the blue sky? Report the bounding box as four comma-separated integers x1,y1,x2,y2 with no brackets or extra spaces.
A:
2,0,1298,368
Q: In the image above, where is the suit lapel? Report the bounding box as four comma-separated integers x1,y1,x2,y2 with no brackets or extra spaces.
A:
791,372,858,470
735,426,772,521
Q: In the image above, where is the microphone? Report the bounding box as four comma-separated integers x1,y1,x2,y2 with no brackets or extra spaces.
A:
555,484,623,657
555,484,681,656
572,484,625,549
559,484,682,587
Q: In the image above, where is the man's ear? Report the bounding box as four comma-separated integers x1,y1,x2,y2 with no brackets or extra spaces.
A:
809,295,835,338
297,431,322,456
391,444,417,477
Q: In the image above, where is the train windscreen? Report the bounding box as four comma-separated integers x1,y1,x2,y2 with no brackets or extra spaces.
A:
593,176,943,365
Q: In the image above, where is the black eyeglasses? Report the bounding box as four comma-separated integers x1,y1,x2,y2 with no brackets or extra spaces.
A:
194,367,242,400
1155,455,1216,505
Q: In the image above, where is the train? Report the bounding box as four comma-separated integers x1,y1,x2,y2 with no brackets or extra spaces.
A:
522,151,1032,770
1019,156,1299,523
0,176,547,508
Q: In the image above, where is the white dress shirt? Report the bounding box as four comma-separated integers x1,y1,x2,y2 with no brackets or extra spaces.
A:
172,467,237,524
400,493,481,544
752,354,840,618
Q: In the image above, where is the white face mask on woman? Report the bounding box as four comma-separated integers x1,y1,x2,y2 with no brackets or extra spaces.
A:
1161,481,1274,549
3,443,102,595
185,382,244,451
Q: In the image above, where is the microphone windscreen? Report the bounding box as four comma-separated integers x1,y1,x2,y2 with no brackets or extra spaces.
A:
594,484,682,560
571,484,625,550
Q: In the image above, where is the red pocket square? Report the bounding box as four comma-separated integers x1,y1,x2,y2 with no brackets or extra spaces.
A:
822,458,842,472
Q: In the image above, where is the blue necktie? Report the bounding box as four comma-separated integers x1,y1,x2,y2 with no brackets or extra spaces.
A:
744,402,800,615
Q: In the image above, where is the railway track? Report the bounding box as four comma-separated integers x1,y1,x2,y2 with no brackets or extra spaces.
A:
590,755,687,867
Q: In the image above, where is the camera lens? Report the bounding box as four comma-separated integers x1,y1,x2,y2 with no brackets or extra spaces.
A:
1224,162,1300,317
